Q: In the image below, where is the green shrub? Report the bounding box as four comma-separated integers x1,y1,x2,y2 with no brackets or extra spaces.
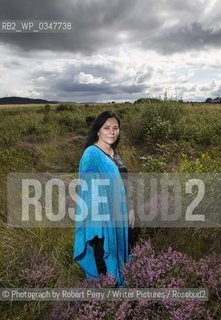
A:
139,155,166,172
22,123,60,142
131,101,184,144
175,110,221,145
58,113,86,132
144,115,172,141
179,152,219,173
85,115,96,127
56,104,74,112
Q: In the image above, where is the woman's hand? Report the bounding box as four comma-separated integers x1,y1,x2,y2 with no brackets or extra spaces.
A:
129,209,135,229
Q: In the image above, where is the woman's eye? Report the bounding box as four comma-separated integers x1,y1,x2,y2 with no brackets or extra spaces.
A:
103,127,119,130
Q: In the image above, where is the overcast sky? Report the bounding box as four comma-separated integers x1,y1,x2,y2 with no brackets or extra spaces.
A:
0,0,221,102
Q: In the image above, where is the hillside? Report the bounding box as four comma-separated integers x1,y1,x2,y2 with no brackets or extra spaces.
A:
0,96,58,104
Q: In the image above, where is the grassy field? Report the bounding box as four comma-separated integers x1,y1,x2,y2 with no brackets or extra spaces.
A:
0,100,220,319
0,104,57,109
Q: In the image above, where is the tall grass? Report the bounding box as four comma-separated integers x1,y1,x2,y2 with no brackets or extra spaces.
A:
0,101,221,318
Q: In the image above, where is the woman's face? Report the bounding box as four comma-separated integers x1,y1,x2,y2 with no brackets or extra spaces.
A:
97,117,120,146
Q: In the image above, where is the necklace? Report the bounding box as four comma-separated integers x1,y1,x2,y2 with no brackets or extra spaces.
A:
94,143,114,158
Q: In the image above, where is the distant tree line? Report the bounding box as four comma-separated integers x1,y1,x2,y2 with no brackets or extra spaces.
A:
205,97,221,103
134,97,184,104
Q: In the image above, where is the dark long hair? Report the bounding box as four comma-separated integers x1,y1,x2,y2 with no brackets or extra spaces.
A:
85,111,121,150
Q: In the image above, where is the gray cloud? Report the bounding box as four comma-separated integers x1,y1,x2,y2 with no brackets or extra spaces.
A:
211,85,221,98
57,82,146,95
1,0,220,54
142,23,221,54
30,62,148,101
1,0,221,102
0,0,136,53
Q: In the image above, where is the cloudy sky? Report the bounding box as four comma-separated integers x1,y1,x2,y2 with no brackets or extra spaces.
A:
0,0,221,102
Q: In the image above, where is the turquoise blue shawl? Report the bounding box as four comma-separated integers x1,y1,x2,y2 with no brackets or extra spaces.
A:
73,145,131,287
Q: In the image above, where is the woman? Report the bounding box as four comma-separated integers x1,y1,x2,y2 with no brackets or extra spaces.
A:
73,111,135,287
